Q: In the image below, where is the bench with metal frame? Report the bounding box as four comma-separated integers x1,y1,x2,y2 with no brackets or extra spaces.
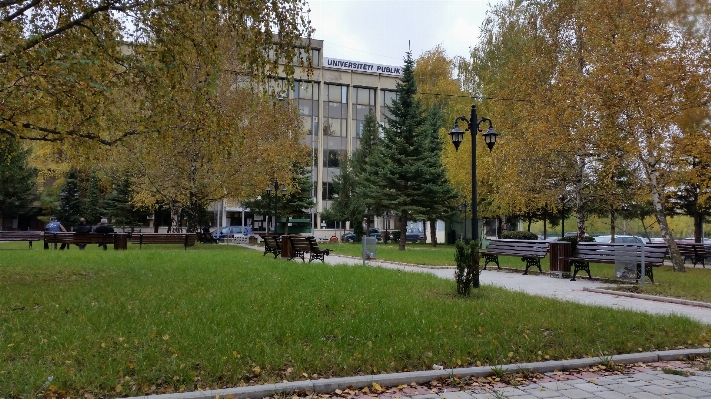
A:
566,242,668,282
676,243,708,268
480,239,550,275
287,236,310,262
132,233,196,250
306,236,331,263
263,235,281,258
0,231,43,248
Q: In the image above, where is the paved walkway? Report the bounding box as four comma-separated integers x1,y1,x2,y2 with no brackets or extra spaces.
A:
128,244,711,399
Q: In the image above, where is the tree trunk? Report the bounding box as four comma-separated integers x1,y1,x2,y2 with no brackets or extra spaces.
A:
645,158,685,271
429,219,437,247
694,213,703,243
168,199,182,233
284,216,290,235
563,161,588,241
610,210,616,242
399,211,407,250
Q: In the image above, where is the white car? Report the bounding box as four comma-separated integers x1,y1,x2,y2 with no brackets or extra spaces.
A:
595,235,645,244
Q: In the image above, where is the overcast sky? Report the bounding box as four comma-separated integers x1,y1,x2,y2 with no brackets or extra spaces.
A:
307,0,503,67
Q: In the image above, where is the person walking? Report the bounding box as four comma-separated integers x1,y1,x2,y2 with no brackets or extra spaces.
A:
73,218,92,249
44,216,66,249
93,218,115,250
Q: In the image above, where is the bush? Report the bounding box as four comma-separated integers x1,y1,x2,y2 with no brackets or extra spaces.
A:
501,230,538,240
382,231,390,244
559,235,595,253
454,239,481,295
391,231,401,243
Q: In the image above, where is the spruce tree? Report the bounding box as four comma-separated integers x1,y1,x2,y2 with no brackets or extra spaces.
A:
84,170,103,225
362,52,430,250
328,156,366,232
275,162,315,234
0,135,38,219
416,104,460,246
58,168,83,229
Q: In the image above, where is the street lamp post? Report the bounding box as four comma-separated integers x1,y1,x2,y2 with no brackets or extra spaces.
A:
460,200,468,242
449,104,498,244
266,180,287,234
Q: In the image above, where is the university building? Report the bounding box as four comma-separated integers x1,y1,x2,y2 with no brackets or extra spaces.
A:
213,39,408,237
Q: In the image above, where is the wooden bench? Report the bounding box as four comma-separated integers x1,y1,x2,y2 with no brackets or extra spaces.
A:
567,242,668,282
287,236,311,262
481,239,550,275
0,231,43,248
263,236,282,258
44,232,125,249
677,243,708,268
196,232,219,244
306,236,330,263
132,233,197,249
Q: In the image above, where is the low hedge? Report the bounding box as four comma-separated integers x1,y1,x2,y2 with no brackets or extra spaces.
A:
501,230,538,240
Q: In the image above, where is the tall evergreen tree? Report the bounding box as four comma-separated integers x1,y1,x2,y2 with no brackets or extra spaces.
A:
58,168,83,229
84,170,104,225
328,156,366,233
416,105,460,246
362,52,430,250
0,135,38,220
280,162,316,234
104,176,151,227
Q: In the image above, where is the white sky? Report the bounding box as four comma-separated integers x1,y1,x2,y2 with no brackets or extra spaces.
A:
306,0,503,67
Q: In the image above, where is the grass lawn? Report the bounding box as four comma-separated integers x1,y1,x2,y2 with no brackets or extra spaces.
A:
321,242,711,303
1,242,710,398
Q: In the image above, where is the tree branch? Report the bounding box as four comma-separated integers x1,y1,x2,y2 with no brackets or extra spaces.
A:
3,0,42,23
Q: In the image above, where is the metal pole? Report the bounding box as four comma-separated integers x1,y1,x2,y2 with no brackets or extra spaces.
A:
274,181,278,235
470,105,478,243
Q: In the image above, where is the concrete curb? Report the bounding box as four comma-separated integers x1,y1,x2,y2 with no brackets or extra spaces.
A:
583,287,711,309
123,348,711,399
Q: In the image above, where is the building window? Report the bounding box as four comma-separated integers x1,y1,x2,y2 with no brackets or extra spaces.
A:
352,87,376,138
325,84,347,137
380,90,397,128
322,182,336,200
293,82,319,135
323,149,343,168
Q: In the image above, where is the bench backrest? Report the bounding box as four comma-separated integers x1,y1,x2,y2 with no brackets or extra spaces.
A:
133,233,197,247
71,233,115,244
289,236,311,252
485,239,549,257
0,231,43,240
676,243,708,257
264,236,280,249
575,242,668,265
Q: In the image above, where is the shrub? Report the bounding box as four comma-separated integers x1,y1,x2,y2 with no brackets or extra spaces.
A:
559,235,595,253
391,231,401,243
382,231,390,244
454,240,481,295
501,230,538,240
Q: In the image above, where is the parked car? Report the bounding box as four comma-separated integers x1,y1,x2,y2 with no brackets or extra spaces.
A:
212,226,253,240
405,228,424,243
341,228,383,243
594,235,644,244
341,232,358,242
676,237,711,244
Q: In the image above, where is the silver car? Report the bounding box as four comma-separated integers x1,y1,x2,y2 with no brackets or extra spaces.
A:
595,235,644,244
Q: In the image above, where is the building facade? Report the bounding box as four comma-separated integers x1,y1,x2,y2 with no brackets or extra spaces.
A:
215,39,407,237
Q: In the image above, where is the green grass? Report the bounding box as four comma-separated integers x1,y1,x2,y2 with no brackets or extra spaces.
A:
321,242,711,303
1,243,710,397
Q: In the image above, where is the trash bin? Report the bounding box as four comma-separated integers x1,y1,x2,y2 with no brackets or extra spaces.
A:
113,233,128,250
549,241,571,277
281,235,292,259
